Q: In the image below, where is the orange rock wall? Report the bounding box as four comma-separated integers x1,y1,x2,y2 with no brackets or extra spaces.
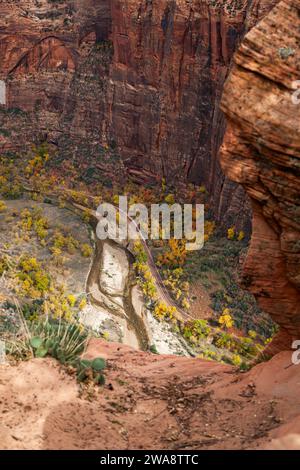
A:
220,0,300,345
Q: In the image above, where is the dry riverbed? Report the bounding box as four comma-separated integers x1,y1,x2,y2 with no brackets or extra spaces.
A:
0,198,191,356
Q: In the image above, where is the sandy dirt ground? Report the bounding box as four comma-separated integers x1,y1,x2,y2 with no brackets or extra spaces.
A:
0,340,299,450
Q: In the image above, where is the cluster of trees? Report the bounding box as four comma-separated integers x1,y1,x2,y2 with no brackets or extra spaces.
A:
227,226,245,241
132,240,270,368
1,251,87,323
154,219,218,310
133,241,158,304
17,207,93,265
0,200,7,212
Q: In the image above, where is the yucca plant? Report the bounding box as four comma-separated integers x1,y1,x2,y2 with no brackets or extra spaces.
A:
5,299,107,386
28,318,89,364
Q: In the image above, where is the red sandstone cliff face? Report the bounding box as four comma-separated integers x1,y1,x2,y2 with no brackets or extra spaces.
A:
108,0,278,227
220,0,300,347
0,0,277,227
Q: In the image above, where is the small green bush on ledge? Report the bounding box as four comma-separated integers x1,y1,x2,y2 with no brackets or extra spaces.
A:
6,317,107,387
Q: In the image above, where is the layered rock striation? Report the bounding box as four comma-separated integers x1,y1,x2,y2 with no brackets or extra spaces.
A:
0,0,278,226
220,0,300,346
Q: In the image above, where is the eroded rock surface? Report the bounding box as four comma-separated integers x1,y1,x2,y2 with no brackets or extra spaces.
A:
0,0,278,227
220,0,300,347
100,242,128,296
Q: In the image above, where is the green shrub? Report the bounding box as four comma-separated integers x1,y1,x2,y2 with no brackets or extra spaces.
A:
182,319,211,343
76,356,106,385
27,319,88,364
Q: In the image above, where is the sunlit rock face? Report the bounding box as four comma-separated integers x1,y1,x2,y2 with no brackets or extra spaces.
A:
220,0,300,350
0,0,277,227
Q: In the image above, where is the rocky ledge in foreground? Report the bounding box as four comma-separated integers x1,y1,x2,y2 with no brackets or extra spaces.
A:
0,339,300,450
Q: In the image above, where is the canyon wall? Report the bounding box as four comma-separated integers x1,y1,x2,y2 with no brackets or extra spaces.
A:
220,0,300,349
0,0,277,227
